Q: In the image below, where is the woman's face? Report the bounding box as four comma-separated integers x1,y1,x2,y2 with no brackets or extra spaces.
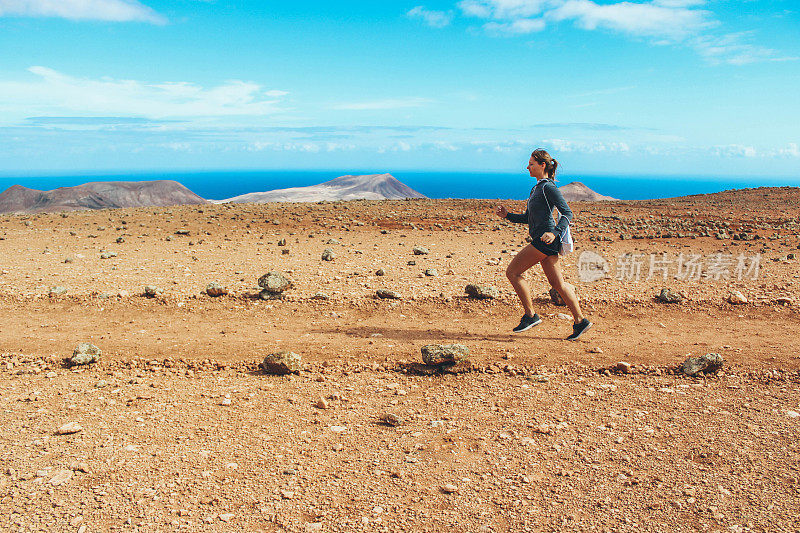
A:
527,156,546,179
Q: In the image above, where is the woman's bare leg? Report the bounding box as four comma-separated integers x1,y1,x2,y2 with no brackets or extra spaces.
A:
505,244,546,317
540,254,585,324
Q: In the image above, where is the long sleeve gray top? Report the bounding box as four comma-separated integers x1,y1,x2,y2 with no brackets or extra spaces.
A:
505,179,573,240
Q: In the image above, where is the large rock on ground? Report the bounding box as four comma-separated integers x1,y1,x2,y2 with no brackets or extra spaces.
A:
260,352,302,375
681,353,724,377
465,284,499,300
258,271,293,294
376,289,401,300
421,344,470,366
206,282,228,297
727,290,747,305
70,343,101,366
656,288,684,303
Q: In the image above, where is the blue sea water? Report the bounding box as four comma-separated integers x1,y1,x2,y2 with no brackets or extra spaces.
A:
0,170,797,201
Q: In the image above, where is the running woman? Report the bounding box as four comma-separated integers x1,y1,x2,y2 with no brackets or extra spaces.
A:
495,149,592,340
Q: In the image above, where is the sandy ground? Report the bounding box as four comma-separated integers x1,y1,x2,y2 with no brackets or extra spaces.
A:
0,188,799,532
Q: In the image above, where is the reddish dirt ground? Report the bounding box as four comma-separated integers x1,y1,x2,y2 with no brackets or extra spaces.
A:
0,189,799,532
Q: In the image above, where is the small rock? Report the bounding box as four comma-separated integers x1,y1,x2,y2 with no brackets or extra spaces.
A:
375,268,386,276
465,284,499,300
380,413,404,427
48,469,73,486
412,245,429,255
312,292,329,300
441,484,458,494
56,422,83,435
206,282,228,297
657,288,684,303
727,290,747,305
588,346,603,354
321,248,335,261
421,344,470,366
258,271,293,294
99,252,117,259
49,286,67,296
218,513,235,523
143,285,162,298
681,353,724,377
376,289,401,300
424,269,438,277
260,351,303,375
70,343,100,366
315,397,329,409
614,361,632,374
69,461,90,473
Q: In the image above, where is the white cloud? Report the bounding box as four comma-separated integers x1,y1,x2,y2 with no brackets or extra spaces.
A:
484,18,545,35
458,0,551,20
543,138,631,153
331,98,433,111
549,0,713,42
712,144,758,158
407,6,453,28
450,0,788,64
779,143,800,158
691,32,798,65
0,66,288,118
0,0,166,24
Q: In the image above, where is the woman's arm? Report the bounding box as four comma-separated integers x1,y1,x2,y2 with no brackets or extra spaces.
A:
543,182,573,237
504,208,528,224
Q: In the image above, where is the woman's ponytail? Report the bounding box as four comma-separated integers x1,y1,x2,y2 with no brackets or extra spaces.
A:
531,148,558,180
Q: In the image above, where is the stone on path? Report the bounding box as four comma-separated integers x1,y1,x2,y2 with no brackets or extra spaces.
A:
56,422,83,435
70,343,100,366
48,469,73,486
321,248,335,261
656,288,684,303
143,285,162,298
681,353,724,377
258,271,293,294
412,245,429,255
261,351,302,375
465,284,499,300
206,282,228,297
727,290,747,305
376,289,401,300
421,344,470,366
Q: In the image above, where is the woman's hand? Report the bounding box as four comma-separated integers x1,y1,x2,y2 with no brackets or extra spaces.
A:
495,205,508,218
540,232,556,244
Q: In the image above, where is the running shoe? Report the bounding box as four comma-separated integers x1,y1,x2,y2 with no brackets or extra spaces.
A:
566,318,592,341
513,313,542,333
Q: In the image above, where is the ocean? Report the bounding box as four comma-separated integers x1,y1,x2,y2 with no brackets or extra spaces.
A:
0,170,797,202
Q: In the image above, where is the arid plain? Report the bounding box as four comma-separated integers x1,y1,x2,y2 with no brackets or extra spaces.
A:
1,187,799,532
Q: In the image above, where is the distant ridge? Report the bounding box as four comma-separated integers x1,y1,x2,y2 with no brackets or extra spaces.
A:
558,181,617,202
0,180,208,214
223,173,427,203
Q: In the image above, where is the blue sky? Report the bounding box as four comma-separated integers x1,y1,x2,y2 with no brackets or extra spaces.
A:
0,0,798,178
